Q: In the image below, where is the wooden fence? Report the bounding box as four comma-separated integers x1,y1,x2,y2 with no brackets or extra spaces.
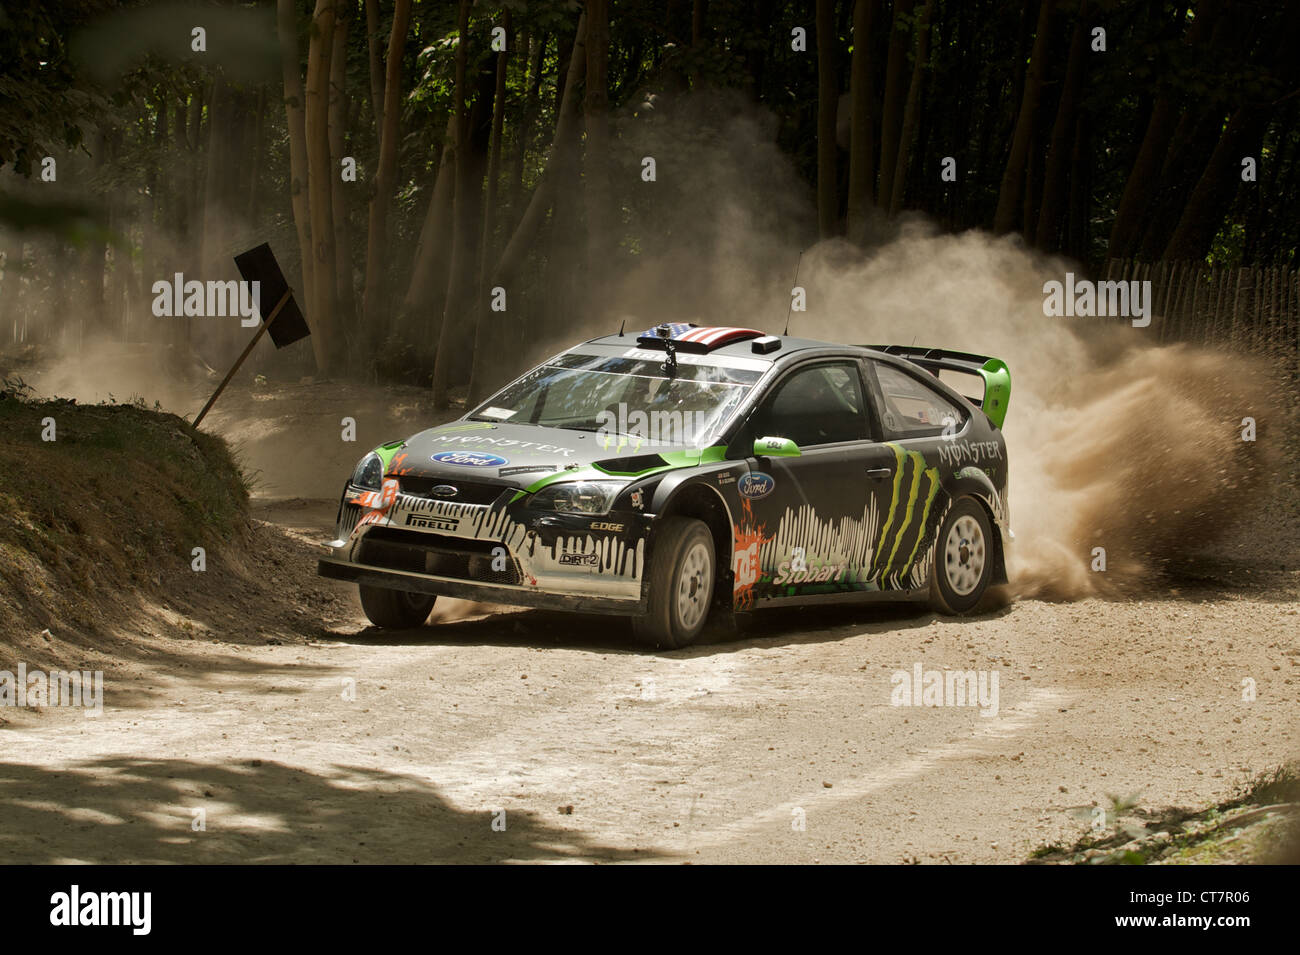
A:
1103,258,1300,358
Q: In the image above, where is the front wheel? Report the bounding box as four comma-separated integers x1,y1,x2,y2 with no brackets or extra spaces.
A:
633,517,716,649
929,497,993,615
359,584,437,629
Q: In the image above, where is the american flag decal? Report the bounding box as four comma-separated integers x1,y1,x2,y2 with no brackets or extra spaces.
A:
634,324,765,352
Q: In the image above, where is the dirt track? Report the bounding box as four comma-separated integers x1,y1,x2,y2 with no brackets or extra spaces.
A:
1,498,1296,864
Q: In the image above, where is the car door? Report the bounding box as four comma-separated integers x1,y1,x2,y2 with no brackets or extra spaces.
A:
860,358,973,591
731,359,898,605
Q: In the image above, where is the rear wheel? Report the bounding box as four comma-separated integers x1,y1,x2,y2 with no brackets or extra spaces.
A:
633,517,715,649
929,497,993,615
359,584,437,629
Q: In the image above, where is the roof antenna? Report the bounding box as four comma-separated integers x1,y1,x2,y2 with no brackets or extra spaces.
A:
618,317,626,336
782,251,803,336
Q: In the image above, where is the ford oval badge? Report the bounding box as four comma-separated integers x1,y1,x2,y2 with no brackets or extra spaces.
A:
738,472,775,499
431,451,508,468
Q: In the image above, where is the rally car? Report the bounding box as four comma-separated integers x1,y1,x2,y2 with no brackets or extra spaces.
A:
317,324,1012,648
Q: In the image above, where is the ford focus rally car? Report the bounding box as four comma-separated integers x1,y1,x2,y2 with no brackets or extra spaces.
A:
318,324,1012,648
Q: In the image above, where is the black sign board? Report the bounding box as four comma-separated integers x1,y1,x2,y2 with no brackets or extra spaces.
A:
233,242,310,348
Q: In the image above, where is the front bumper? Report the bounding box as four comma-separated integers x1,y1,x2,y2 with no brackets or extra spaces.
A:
317,557,647,614
319,486,653,615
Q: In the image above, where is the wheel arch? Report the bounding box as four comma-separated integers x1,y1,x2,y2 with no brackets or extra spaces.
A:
656,481,735,601
942,468,1009,587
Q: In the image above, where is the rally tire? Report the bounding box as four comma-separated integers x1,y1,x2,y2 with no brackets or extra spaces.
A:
359,585,437,629
633,517,716,649
929,497,994,615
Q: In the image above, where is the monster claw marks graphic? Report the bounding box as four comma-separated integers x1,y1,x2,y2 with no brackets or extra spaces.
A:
872,443,908,575
870,444,941,587
898,468,941,582
878,448,940,584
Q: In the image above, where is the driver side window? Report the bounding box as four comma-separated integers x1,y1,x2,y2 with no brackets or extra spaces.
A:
750,362,870,447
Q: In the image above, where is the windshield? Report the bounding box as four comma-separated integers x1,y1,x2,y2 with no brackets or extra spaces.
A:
469,354,762,446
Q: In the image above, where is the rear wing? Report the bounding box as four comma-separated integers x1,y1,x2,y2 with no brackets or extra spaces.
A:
865,345,1012,429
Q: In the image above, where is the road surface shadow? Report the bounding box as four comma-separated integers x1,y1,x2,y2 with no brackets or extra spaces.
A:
0,757,656,864
328,598,993,657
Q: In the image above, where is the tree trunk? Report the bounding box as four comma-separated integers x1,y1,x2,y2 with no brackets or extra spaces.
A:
888,0,935,216
479,8,514,287
329,4,358,361
468,9,518,403
1107,0,1223,260
1065,111,1090,260
846,0,879,242
277,0,316,345
305,0,339,372
509,31,547,218
431,0,475,407
489,12,588,294
815,0,839,237
1163,4,1300,261
691,0,708,87
1035,0,1088,250
361,0,413,352
246,85,267,223
365,0,385,136
876,0,915,209
392,113,457,372
1162,107,1267,262
583,0,610,280
993,0,1055,235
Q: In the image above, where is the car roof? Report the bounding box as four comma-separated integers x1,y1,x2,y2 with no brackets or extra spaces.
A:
579,329,871,364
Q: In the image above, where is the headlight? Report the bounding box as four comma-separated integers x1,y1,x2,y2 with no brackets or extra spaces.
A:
351,452,383,490
528,480,625,515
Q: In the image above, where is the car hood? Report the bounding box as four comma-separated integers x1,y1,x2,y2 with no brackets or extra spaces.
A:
392,420,709,486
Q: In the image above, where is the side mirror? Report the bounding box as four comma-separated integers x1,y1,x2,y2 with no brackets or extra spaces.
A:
754,435,800,458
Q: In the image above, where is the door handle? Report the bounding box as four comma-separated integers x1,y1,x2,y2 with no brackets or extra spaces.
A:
866,468,891,480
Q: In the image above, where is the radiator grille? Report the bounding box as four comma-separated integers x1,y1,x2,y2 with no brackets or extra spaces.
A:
356,526,521,585
398,476,508,505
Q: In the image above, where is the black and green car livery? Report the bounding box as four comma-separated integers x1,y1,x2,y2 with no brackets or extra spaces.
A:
317,324,1013,648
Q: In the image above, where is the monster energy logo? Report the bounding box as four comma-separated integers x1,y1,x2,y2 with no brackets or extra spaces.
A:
872,444,940,584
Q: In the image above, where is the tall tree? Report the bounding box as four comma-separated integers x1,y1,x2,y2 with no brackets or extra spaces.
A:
328,2,358,352
846,0,879,241
361,0,413,348
584,0,612,280
888,0,935,215
993,0,1055,235
392,113,457,370
489,12,587,294
479,8,514,287
1107,0,1223,260
1035,0,1089,250
305,0,339,371
815,0,839,237
876,0,916,209
277,0,316,353
431,0,475,407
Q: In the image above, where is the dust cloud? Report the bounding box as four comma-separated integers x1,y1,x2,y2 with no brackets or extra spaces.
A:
586,92,1284,597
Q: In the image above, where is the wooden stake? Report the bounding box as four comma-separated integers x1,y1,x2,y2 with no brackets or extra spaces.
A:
192,288,292,429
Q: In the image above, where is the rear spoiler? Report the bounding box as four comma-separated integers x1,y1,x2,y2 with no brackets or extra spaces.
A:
865,345,1012,429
